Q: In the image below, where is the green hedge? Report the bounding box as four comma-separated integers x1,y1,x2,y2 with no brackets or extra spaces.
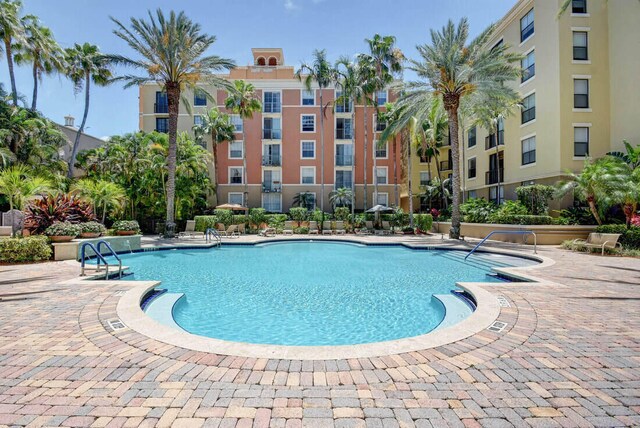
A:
0,236,52,263
490,215,555,225
595,225,640,249
194,215,218,232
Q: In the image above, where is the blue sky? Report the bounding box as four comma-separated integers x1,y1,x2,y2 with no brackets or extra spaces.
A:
7,0,514,139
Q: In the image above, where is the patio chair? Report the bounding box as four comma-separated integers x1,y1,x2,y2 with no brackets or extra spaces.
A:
382,221,392,235
178,220,204,239
309,221,319,235
322,221,333,235
365,221,375,234
573,233,622,255
283,221,294,235
334,221,346,235
258,227,276,237
221,224,239,238
236,223,246,234
216,223,226,233
0,226,11,239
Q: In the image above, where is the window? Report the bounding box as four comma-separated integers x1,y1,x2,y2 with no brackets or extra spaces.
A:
262,144,281,166
375,167,387,185
489,186,504,204
521,50,535,82
376,91,387,105
194,90,207,106
522,93,536,124
468,190,477,199
301,167,315,184
262,193,281,212
230,115,243,132
301,114,315,132
375,115,387,132
336,118,353,140
468,158,477,179
468,126,476,147
301,141,315,159
574,79,589,108
376,193,388,206
419,171,430,186
491,39,504,52
336,144,353,166
375,141,387,158
573,32,588,60
522,136,536,165
335,170,352,189
263,117,281,139
229,167,243,184
520,9,534,42
572,0,587,14
263,91,281,113
335,91,352,113
302,90,314,106
574,127,589,156
194,115,204,126
155,118,168,133
228,193,243,206
229,141,243,158
155,92,168,113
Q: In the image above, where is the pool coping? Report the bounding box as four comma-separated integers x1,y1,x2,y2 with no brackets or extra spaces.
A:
109,238,557,360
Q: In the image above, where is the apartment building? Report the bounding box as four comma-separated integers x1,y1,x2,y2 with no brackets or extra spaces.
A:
139,48,402,212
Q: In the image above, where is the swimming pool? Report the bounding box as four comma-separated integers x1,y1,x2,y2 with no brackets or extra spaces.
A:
116,242,528,346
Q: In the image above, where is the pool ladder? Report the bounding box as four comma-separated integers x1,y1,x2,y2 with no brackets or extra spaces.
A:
205,228,222,247
80,240,123,279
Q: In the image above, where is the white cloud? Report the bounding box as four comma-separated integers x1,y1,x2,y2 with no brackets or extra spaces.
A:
284,0,298,10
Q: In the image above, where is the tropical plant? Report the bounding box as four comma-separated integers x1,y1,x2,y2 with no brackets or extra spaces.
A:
0,0,25,105
14,16,65,111
414,213,433,233
79,221,106,235
613,159,640,228
608,140,640,170
555,157,626,225
44,221,80,237
248,208,267,229
193,106,235,204
0,235,51,262
292,192,315,210
460,198,497,224
109,9,234,235
516,184,555,216
329,187,353,210
419,98,449,207
0,165,52,236
400,18,522,238
224,80,261,205
213,209,232,227
488,200,528,223
24,193,96,234
71,178,126,223
289,207,308,225
112,220,140,233
297,49,335,214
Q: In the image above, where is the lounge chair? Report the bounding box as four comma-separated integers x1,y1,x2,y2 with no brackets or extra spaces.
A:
258,227,276,237
573,233,622,255
221,224,239,238
178,220,204,239
365,221,376,234
382,221,392,235
322,221,333,235
283,221,294,235
309,221,319,235
335,221,346,235
236,223,246,234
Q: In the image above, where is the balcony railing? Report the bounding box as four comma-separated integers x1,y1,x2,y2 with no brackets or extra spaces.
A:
440,160,452,171
485,130,504,150
335,129,353,140
485,169,504,185
262,182,282,193
335,182,353,190
154,103,168,113
335,155,353,166
262,129,282,140
262,155,281,166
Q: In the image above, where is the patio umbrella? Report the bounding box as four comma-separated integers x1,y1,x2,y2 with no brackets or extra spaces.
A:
215,203,249,212
365,205,394,228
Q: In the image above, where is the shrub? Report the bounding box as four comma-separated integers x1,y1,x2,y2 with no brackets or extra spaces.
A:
556,206,596,225
289,207,308,223
112,220,140,232
414,214,434,232
213,209,233,227
391,207,409,228
596,225,640,249
460,198,496,223
516,184,555,215
194,215,218,232
631,215,640,227
232,214,247,226
266,214,288,229
489,215,555,225
45,221,81,237
488,200,528,223
79,221,107,234
334,207,350,222
0,236,51,263
24,193,96,234
294,227,309,234
311,209,327,223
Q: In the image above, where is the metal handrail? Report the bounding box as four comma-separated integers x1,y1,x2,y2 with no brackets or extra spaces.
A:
465,230,537,260
205,228,222,246
97,241,123,279
80,242,110,278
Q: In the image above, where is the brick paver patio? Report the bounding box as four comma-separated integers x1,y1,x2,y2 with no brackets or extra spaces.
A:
0,237,639,427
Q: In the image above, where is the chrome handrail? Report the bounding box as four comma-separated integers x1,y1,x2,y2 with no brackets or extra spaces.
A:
205,228,222,247
97,240,123,279
80,242,110,278
465,230,537,261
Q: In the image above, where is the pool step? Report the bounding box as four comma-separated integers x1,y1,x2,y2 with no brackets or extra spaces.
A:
433,293,474,330
143,292,187,332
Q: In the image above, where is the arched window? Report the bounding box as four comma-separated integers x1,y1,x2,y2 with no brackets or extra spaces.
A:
268,56,277,66
256,57,266,66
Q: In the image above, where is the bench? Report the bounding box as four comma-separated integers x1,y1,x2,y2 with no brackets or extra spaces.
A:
573,233,622,255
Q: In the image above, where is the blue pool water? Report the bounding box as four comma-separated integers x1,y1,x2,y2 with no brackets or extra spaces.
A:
111,242,525,346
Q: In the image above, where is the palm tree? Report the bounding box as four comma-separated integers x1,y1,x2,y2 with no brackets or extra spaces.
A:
71,178,126,223
293,192,314,210
355,56,375,210
108,10,235,235
193,107,235,204
0,165,51,236
224,80,261,205
14,17,65,111
329,187,353,211
296,49,334,214
608,140,640,170
0,0,25,105
556,157,625,225
64,43,111,178
420,98,449,208
403,19,522,239
617,166,640,228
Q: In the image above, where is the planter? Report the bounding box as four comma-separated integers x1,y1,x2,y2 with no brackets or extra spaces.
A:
116,230,136,236
80,232,101,239
49,235,76,243
403,230,415,235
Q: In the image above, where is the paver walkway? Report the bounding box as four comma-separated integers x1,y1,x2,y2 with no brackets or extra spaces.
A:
0,237,639,427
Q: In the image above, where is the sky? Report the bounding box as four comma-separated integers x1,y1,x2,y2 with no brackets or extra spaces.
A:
6,0,514,139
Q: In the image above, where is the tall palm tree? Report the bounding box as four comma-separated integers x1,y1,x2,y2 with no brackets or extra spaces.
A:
71,178,126,223
14,16,65,111
0,0,25,105
108,10,235,235
403,19,522,239
421,98,449,208
193,106,235,204
296,49,334,214
329,187,353,211
65,43,111,178
0,165,51,236
355,56,375,210
224,80,261,205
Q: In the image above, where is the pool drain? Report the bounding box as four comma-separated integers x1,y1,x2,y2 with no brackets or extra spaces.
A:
487,321,508,332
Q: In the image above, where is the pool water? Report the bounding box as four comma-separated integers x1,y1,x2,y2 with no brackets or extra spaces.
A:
114,242,520,346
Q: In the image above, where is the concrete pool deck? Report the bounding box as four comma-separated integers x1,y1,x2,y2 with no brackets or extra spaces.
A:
0,234,639,427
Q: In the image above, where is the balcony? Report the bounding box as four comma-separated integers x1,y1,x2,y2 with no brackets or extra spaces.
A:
335,129,353,140
262,129,282,140
485,169,504,185
262,155,281,166
154,103,168,114
262,182,282,193
334,182,353,190
335,155,353,166
440,160,452,171
485,131,504,150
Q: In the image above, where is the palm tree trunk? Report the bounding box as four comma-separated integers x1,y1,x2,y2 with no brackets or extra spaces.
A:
460,126,466,203
406,130,413,228
165,81,180,236
587,197,602,225
393,138,399,207
102,200,107,223
433,151,446,209
444,96,461,239
363,102,368,210
242,127,248,205
319,88,325,215
4,39,18,106
9,199,15,238
31,60,39,111
373,115,378,206
351,96,356,219
67,71,91,178
211,131,219,205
